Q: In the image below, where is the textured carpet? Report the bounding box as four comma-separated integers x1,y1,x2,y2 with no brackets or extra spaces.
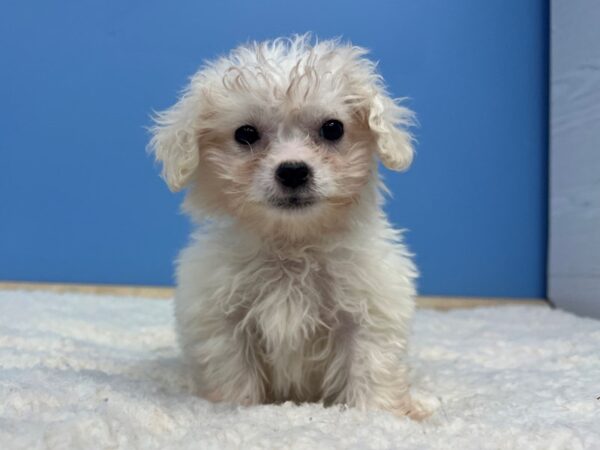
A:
0,290,599,449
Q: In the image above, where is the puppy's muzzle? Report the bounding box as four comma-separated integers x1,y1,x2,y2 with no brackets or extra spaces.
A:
275,161,312,190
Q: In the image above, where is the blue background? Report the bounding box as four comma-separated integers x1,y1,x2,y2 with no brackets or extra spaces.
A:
0,1,548,298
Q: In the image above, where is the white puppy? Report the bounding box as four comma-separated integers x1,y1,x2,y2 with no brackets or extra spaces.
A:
150,35,427,419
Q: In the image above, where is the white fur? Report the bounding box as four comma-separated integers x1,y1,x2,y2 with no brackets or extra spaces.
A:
150,35,427,418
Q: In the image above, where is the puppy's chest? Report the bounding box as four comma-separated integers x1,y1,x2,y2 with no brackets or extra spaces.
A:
230,252,339,348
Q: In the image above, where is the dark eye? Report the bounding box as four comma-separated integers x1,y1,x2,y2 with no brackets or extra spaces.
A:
319,119,344,141
234,125,260,145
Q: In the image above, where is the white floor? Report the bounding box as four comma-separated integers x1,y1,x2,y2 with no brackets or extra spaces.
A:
0,291,598,449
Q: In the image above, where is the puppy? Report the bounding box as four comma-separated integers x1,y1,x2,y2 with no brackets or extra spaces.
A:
150,35,427,419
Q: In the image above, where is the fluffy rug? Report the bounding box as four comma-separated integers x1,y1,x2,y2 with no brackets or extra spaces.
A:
0,290,598,449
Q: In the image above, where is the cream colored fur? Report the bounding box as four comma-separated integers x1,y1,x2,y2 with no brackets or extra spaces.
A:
150,35,428,419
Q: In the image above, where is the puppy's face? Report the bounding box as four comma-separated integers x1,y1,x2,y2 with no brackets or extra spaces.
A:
151,37,414,238
193,91,376,233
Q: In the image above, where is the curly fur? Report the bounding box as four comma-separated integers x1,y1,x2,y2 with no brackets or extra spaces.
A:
149,35,428,419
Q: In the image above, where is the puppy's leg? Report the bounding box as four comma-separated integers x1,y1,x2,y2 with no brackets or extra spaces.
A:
325,326,429,420
182,323,267,406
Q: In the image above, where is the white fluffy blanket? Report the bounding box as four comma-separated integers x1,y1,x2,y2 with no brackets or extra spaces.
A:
0,290,599,449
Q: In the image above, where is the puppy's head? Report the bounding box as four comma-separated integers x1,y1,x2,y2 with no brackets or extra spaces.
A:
150,36,414,238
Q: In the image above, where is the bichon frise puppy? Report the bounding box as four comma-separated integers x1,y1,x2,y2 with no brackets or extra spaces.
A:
150,35,427,419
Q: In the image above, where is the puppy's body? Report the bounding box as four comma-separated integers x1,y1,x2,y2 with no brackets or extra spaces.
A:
176,182,416,410
151,36,426,418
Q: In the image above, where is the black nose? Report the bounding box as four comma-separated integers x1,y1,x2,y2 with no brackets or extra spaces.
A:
275,161,312,189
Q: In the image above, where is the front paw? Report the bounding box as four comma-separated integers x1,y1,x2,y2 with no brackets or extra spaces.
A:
390,391,438,421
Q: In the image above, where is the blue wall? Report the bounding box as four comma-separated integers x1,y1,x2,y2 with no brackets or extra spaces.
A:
0,1,548,297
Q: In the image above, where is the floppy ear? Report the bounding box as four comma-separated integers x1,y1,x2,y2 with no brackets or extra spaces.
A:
368,90,415,171
149,87,202,192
